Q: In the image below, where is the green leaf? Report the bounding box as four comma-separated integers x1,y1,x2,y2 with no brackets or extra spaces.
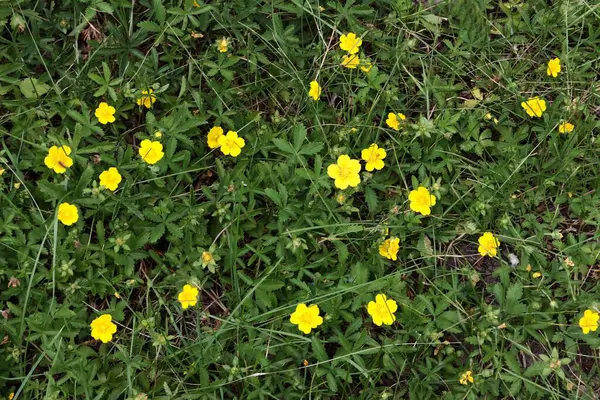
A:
351,263,368,284
73,166,95,199
298,142,324,156
96,220,105,245
18,78,50,99
67,111,89,126
326,373,338,392
272,138,295,154
138,21,161,32
88,72,105,85
95,1,114,13
364,186,378,213
148,224,166,243
292,124,307,152
38,181,67,201
417,234,434,257
153,0,166,24
263,188,283,207
504,349,521,373
311,337,328,362
260,279,285,292
506,283,522,302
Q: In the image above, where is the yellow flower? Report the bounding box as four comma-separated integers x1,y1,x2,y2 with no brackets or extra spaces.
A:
547,57,561,78
57,202,79,226
0,168,5,176
579,309,599,334
408,187,437,216
207,126,224,149
478,232,500,257
459,370,474,385
202,252,213,264
532,272,542,279
178,284,199,309
44,145,73,174
99,167,122,191
525,264,532,272
379,237,400,261
309,80,322,101
136,89,157,109
339,32,362,54
367,294,398,326
217,38,228,53
90,314,117,343
154,131,163,138
385,112,406,131
290,303,323,334
327,155,361,189
521,97,547,118
218,131,245,157
138,139,164,164
361,143,386,171
193,0,200,7
341,54,359,69
360,61,373,73
9,393,14,400
558,121,574,134
95,102,116,125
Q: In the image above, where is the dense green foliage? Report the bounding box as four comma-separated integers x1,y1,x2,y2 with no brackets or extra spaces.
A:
1,0,600,398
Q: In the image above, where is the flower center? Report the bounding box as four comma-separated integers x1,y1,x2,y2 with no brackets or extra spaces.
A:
337,165,352,179
299,312,314,325
96,324,111,334
415,192,430,206
143,148,157,160
224,138,238,149
375,303,391,317
482,238,497,250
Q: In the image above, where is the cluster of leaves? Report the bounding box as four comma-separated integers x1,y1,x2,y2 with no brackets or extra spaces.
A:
1,0,600,399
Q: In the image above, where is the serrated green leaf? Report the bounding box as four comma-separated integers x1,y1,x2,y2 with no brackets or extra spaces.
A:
311,337,328,362
95,1,114,13
153,0,166,24
506,283,522,302
38,181,67,201
364,186,378,213
292,124,306,152
272,138,295,154
138,21,161,32
74,166,95,198
67,111,89,126
18,78,50,99
298,142,324,156
263,188,282,207
351,263,368,284
148,224,166,243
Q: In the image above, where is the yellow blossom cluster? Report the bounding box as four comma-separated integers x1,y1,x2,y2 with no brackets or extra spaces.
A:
520,58,575,132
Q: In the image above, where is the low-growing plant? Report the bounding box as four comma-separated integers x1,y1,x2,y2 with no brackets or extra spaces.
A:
1,0,600,399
